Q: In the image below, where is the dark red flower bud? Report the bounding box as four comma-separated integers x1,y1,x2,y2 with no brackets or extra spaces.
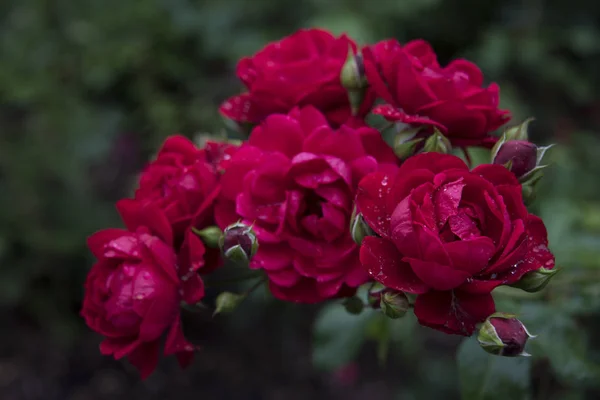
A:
493,140,538,178
219,222,258,266
478,313,534,357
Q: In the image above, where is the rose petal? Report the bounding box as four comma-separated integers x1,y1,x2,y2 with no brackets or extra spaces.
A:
356,172,394,238
359,237,429,294
414,290,495,336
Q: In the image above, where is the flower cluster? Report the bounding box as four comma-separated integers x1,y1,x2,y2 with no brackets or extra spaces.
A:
82,28,555,378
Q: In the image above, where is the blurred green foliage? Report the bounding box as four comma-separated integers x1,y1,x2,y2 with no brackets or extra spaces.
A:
1,0,600,398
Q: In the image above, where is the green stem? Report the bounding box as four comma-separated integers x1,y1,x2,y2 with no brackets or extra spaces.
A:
243,277,266,297
206,272,264,287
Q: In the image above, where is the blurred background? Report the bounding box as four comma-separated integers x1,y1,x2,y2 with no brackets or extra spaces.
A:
1,0,600,399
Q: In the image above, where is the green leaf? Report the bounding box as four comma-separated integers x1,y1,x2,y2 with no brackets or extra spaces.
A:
457,337,532,400
312,302,376,371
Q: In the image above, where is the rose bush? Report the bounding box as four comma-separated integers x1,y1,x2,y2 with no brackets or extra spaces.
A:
81,203,204,378
220,28,370,128
215,106,397,302
363,39,511,147
356,152,554,335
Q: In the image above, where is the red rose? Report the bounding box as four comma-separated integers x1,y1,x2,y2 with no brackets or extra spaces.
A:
363,39,510,147
135,136,221,243
81,204,204,379
215,106,397,303
219,28,370,128
356,153,554,335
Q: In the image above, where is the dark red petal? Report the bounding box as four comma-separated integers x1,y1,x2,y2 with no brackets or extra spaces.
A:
116,199,174,246
362,46,396,105
164,317,197,370
87,229,130,259
414,290,495,336
473,164,521,187
360,237,429,294
399,152,468,176
418,100,488,139
444,237,496,275
433,178,465,227
404,258,470,291
219,93,261,124
138,296,179,342
445,59,484,87
127,340,161,380
356,172,394,238
157,135,199,159
249,114,304,157
140,234,180,284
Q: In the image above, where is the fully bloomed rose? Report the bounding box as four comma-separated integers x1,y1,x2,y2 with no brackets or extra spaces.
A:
81,204,204,379
215,106,397,302
219,28,369,128
363,39,510,147
356,153,554,335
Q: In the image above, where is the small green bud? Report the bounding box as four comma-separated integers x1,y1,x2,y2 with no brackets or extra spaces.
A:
510,267,559,293
422,129,451,154
380,291,410,319
340,51,366,90
350,207,375,245
213,291,245,315
504,117,534,142
343,296,365,315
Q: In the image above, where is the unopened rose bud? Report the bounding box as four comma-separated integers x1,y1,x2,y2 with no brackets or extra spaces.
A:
380,291,410,319
350,208,375,245
493,140,538,178
213,291,245,315
340,51,366,90
510,267,559,293
478,313,534,357
343,296,364,315
192,225,222,248
423,129,451,154
219,222,258,266
340,50,367,115
393,126,424,159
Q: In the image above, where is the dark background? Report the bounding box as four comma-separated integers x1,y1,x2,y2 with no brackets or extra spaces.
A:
1,0,600,399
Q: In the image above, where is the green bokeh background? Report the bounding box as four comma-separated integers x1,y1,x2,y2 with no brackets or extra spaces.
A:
1,0,599,399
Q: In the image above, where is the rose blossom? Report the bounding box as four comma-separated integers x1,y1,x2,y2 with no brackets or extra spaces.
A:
356,152,554,335
134,135,221,244
219,28,372,128
363,39,510,147
215,106,397,303
81,203,204,378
